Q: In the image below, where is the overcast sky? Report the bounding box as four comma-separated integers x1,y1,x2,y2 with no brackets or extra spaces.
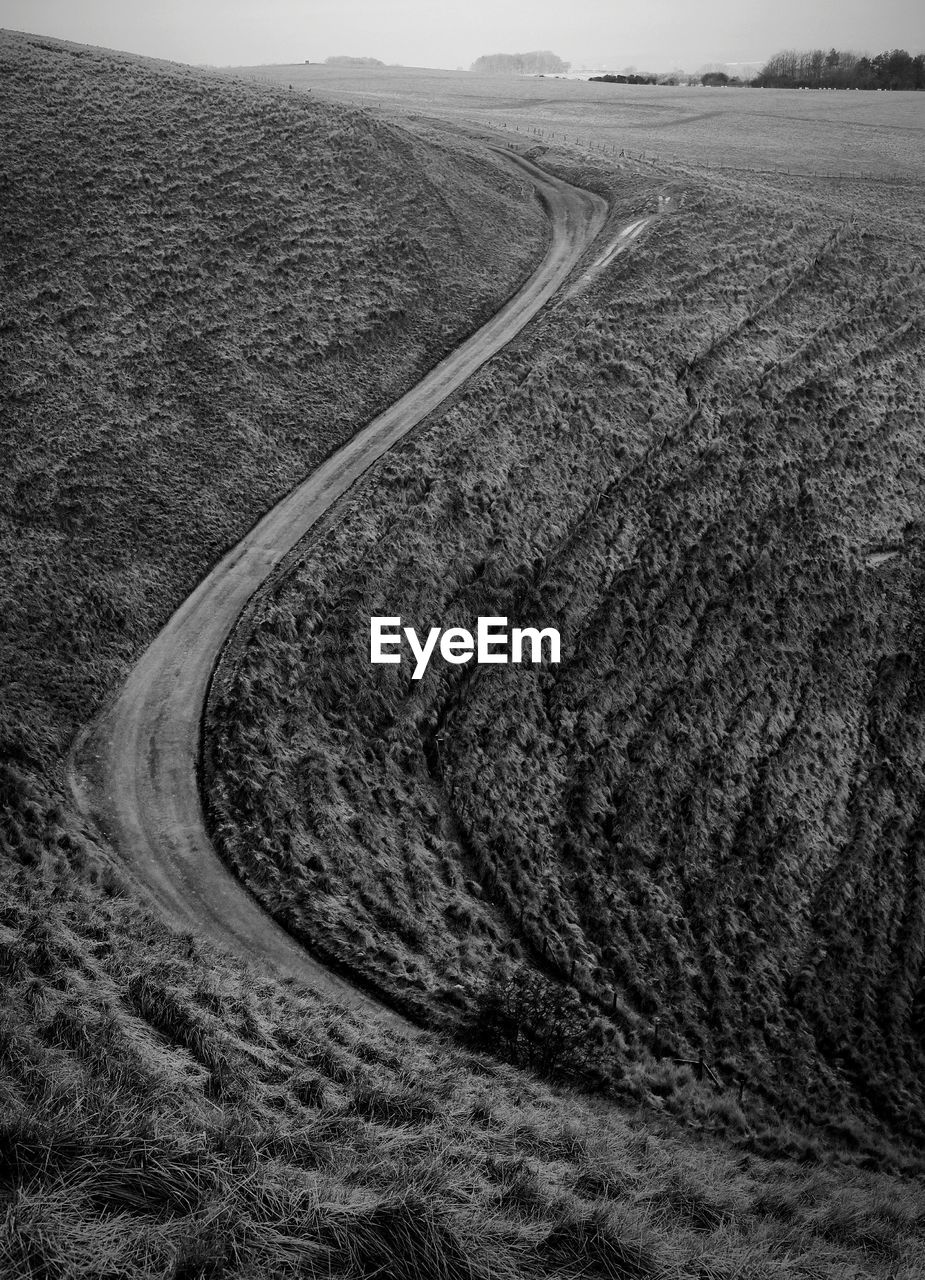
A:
1,0,921,71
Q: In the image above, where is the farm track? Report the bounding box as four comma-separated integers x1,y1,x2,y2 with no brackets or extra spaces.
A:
67,150,609,1020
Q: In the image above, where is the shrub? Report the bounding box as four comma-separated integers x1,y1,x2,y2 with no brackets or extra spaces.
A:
466,962,611,1082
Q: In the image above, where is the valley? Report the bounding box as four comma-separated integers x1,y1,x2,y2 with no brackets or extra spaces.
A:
2,26,925,1279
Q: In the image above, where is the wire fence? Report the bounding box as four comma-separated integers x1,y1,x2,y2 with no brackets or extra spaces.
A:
232,72,924,188
504,114,915,186
461,117,923,187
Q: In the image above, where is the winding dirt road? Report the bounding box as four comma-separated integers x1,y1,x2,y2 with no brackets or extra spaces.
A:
69,150,608,1016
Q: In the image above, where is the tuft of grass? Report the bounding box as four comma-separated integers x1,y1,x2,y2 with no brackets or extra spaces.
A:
657,1169,736,1233
543,1203,662,1278
320,1193,486,1280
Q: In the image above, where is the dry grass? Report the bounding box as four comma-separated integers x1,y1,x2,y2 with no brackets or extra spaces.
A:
0,27,544,881
2,864,923,1278
3,29,925,1277
206,144,925,1147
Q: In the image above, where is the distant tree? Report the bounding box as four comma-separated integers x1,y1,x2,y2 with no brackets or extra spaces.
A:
808,48,825,87
324,55,385,68
471,51,570,75
701,71,730,86
590,72,657,85
878,48,917,89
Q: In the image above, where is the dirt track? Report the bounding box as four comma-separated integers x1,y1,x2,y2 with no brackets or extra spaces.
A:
69,150,608,1018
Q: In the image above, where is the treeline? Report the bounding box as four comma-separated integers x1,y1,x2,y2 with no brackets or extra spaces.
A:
471,50,569,75
324,55,385,67
590,72,658,86
756,47,924,89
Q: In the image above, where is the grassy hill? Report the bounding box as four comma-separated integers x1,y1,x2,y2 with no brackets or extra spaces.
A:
0,28,544,877
3,27,925,1278
206,150,925,1149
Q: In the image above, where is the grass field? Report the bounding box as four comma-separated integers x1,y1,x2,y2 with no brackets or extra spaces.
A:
233,63,925,181
4,26,925,1278
206,139,925,1149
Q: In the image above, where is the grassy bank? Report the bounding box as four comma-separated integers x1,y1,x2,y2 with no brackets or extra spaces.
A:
0,28,544,876
206,147,925,1146
3,861,923,1278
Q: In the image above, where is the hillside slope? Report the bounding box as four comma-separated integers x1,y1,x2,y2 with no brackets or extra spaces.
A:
2,32,925,1276
6,860,924,1278
206,153,925,1143
68,148,606,1003
0,28,545,874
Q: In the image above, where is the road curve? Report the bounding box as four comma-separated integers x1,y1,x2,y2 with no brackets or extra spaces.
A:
69,150,608,1017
